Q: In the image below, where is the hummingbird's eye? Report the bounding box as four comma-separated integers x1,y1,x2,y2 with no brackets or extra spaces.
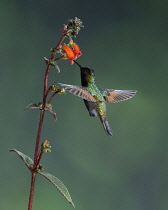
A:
83,68,89,74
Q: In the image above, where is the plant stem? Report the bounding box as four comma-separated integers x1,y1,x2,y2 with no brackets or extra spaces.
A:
27,65,50,210
28,173,36,210
50,35,66,60
43,65,51,99
47,92,58,104
27,34,67,210
34,109,45,166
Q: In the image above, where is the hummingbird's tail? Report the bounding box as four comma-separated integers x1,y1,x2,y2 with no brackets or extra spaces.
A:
99,116,113,136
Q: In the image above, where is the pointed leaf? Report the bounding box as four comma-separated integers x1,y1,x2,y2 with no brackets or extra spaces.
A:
55,64,61,73
10,149,34,170
38,170,75,208
24,103,40,110
45,108,57,121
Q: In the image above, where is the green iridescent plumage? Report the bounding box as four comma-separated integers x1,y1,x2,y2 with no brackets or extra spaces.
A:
59,61,137,136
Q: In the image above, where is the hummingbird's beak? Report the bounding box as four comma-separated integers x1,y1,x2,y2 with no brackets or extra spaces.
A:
73,60,82,68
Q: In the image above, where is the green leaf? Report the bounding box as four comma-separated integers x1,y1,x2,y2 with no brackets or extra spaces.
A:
24,102,57,121
45,108,57,121
10,149,34,170
24,103,40,110
10,150,74,207
38,170,75,208
55,64,61,73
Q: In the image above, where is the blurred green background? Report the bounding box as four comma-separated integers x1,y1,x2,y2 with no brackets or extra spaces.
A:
1,0,168,209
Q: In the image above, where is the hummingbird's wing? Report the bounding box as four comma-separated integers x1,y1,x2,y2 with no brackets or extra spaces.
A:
103,89,137,103
59,83,97,102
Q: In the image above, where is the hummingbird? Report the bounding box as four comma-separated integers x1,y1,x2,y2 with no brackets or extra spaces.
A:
59,61,137,136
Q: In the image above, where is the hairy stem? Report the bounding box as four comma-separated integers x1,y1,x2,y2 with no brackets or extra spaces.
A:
43,65,51,99
50,35,66,60
47,92,58,104
34,109,45,166
28,173,36,210
27,34,67,210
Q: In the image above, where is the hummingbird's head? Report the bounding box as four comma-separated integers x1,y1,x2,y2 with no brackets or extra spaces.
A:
81,67,95,77
80,67,95,86
73,60,95,77
74,60,95,85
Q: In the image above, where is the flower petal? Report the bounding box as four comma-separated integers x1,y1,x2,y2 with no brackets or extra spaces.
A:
73,43,82,57
62,46,75,60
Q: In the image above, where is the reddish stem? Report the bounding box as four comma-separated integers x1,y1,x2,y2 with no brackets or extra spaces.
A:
47,92,58,104
50,35,66,60
54,55,65,62
28,173,36,210
33,109,45,167
43,65,51,98
27,34,67,210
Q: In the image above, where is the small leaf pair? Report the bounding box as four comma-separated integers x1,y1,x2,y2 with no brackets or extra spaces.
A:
24,103,57,121
10,149,75,208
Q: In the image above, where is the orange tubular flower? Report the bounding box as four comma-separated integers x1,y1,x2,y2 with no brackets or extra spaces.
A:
62,45,76,64
73,43,82,58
